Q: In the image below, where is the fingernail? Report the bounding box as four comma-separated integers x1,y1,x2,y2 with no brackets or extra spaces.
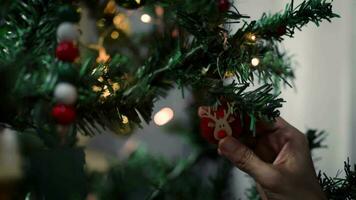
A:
217,148,222,155
220,138,236,153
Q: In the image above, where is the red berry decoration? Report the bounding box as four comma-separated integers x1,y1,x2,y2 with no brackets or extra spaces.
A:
51,104,76,125
276,25,287,37
218,0,230,12
198,103,243,144
56,41,79,62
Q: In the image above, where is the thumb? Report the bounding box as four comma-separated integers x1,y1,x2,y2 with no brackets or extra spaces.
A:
218,137,275,182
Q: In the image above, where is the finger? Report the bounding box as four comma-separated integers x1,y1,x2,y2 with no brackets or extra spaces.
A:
218,137,275,182
256,183,268,200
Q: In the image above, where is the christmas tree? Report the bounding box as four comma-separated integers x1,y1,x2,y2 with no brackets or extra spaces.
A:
1,0,353,199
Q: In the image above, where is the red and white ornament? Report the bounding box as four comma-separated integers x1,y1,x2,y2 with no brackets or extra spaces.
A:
198,103,243,144
56,41,79,62
54,82,77,105
56,22,80,42
51,104,76,125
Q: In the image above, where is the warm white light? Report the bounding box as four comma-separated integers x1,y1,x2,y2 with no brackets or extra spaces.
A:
251,57,260,66
92,85,102,92
104,0,117,14
250,35,256,41
101,86,111,98
96,47,110,63
111,31,119,39
97,76,104,82
224,71,234,78
121,115,129,124
113,14,126,27
112,82,120,91
140,14,152,23
154,107,174,126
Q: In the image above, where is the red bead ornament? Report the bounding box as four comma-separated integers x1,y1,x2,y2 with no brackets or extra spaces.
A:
51,104,76,125
198,104,244,144
276,25,287,37
56,41,79,62
218,0,230,12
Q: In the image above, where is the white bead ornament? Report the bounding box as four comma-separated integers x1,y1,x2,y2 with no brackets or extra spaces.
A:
57,22,80,42
54,82,78,105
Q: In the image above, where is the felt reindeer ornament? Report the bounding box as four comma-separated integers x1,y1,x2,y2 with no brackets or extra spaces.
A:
198,103,244,144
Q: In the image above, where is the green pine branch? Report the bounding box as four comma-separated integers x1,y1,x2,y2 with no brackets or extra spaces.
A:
0,0,338,137
247,0,339,40
318,159,356,200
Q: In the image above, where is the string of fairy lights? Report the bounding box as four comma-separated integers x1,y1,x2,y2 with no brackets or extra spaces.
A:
247,33,261,67
86,1,176,127
85,0,263,128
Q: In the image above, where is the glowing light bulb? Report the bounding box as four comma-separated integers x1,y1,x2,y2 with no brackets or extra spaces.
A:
250,34,256,41
92,85,102,92
121,115,129,124
111,31,119,39
104,0,117,14
113,14,125,27
112,82,120,91
251,57,260,67
224,71,234,78
101,89,111,98
246,33,257,42
154,107,174,126
96,47,110,63
113,14,131,34
97,76,104,82
140,14,152,23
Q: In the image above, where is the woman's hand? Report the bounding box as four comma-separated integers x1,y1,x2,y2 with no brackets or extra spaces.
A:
218,118,326,200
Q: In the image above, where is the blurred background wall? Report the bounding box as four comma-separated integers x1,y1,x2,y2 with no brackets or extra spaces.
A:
83,0,356,197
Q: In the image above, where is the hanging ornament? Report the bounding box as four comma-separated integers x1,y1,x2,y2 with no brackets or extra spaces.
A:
198,103,243,144
57,5,81,23
56,41,79,62
51,104,76,125
57,22,80,42
115,0,145,9
217,0,230,12
54,82,78,105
